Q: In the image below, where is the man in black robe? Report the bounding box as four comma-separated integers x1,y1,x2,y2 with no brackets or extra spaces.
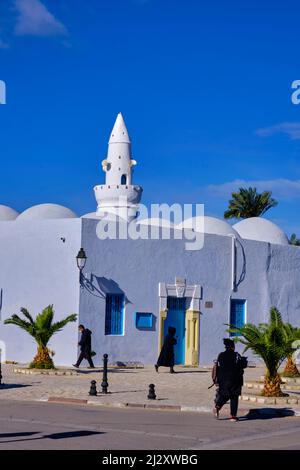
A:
73,324,95,368
155,326,177,374
213,338,247,421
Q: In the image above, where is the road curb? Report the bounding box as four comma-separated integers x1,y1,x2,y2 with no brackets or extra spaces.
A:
45,396,300,416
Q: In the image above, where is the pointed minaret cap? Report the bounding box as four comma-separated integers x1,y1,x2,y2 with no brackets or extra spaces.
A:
109,112,131,144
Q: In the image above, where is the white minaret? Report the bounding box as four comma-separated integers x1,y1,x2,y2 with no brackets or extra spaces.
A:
94,113,143,220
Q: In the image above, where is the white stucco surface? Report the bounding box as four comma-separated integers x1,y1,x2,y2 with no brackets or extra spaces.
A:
0,219,81,365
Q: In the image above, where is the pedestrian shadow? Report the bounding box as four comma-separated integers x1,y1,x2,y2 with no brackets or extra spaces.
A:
171,370,209,374
0,430,104,444
0,384,32,390
0,432,39,439
108,389,146,394
77,369,139,374
239,408,295,420
76,369,102,375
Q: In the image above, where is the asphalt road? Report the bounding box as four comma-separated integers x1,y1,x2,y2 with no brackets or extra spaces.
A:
0,399,300,450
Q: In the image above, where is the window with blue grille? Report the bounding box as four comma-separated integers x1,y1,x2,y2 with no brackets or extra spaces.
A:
105,294,124,335
230,299,246,336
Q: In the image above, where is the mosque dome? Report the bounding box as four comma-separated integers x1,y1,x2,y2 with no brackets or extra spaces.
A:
177,216,238,237
0,205,19,221
233,217,289,245
17,204,77,221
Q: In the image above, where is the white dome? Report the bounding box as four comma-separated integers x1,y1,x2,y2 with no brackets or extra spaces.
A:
177,216,238,237
0,205,19,221
17,204,77,221
136,218,174,228
233,217,289,245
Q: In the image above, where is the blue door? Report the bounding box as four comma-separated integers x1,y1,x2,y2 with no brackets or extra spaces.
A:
164,297,186,365
230,299,246,336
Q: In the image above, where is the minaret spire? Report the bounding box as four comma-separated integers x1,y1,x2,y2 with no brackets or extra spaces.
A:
109,112,131,144
94,113,143,220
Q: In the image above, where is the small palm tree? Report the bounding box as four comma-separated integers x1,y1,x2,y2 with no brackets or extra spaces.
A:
228,307,288,397
224,187,278,220
281,323,300,377
289,234,300,246
4,305,77,369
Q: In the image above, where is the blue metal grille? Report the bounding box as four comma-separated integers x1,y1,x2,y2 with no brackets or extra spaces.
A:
167,297,186,311
230,299,246,336
105,294,124,335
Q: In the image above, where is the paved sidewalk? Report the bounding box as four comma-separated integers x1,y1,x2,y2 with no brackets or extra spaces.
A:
1,364,300,414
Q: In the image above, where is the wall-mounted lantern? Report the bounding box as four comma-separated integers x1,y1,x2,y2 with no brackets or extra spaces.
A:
76,248,87,273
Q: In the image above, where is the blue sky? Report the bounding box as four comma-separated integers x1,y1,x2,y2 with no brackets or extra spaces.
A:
1,0,300,235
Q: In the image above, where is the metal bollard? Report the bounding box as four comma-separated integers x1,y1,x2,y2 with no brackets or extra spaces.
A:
89,380,97,396
0,349,3,387
101,354,109,394
148,383,156,400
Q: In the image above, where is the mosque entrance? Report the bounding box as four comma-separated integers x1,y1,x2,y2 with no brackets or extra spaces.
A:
163,297,186,365
158,279,201,366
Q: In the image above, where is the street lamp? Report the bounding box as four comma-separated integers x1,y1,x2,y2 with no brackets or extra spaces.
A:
76,248,87,273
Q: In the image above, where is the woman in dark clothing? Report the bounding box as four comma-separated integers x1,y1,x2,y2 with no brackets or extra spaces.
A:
155,326,177,373
213,338,247,421
73,324,95,369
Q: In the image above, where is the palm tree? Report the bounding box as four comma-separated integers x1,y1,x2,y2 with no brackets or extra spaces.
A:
224,187,278,220
289,233,300,246
4,305,77,369
228,307,288,397
281,323,300,377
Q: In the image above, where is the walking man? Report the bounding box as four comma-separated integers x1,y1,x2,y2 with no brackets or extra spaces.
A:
155,326,177,374
213,338,247,421
73,324,95,368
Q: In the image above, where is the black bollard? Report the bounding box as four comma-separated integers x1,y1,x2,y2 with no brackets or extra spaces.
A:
148,384,156,400
89,380,97,396
101,353,109,394
0,351,2,387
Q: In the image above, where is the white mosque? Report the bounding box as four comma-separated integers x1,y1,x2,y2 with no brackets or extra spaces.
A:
0,113,298,366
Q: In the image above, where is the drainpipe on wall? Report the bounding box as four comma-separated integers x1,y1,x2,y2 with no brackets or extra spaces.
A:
228,235,236,292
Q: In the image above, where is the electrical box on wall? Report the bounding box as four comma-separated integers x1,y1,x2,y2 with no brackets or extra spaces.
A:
135,312,153,329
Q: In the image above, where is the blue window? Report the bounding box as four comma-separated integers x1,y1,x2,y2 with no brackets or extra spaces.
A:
105,294,124,335
135,312,153,329
230,299,246,336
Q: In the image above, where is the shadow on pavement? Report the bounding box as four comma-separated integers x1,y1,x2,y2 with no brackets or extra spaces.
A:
0,430,104,444
171,370,209,374
239,408,295,420
0,384,32,390
0,432,39,438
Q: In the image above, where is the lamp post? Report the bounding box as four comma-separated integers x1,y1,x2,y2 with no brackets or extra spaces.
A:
76,248,87,282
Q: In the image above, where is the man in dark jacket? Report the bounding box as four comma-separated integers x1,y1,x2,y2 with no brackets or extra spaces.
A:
213,338,247,421
73,324,95,368
155,326,177,374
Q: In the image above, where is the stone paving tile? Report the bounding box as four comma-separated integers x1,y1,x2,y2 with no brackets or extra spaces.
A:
1,364,300,411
